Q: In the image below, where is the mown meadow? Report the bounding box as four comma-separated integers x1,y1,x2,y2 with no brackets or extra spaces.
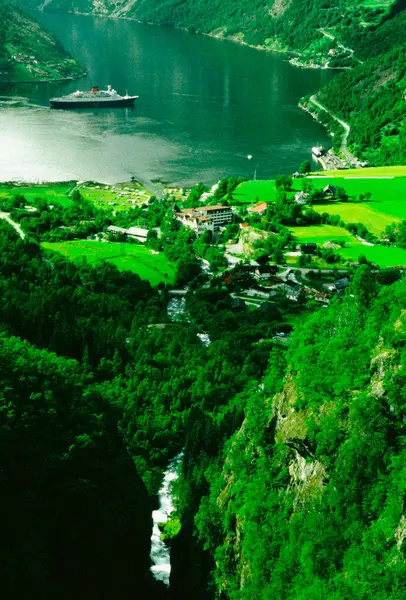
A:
42,240,177,286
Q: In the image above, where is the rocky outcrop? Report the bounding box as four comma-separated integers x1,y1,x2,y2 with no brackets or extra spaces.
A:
269,0,291,19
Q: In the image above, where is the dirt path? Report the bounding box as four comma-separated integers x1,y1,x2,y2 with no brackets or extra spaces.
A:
0,212,25,239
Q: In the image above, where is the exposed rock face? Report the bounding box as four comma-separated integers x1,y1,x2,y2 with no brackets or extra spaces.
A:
269,0,291,18
288,451,325,507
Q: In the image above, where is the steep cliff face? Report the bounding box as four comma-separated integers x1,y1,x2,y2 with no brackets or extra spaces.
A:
190,275,406,599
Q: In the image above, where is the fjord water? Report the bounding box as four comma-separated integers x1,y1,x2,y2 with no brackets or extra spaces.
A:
0,13,333,186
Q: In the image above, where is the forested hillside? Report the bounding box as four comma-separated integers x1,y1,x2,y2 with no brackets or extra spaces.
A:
13,0,401,53
176,267,406,599
316,10,406,165
3,194,406,599
0,0,83,81
0,223,161,598
0,217,286,597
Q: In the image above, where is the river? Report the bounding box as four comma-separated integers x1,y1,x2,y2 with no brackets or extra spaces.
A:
0,13,333,186
150,452,183,586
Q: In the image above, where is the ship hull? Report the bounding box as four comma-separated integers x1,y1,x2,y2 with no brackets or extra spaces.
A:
50,97,137,109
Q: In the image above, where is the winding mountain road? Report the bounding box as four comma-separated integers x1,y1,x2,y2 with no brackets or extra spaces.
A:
309,94,360,168
319,29,363,65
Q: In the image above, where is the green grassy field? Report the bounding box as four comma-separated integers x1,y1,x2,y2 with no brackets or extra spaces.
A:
312,203,399,235
310,177,406,208
0,183,73,207
339,245,406,267
237,174,406,235
42,241,176,286
310,177,406,234
313,166,406,177
289,224,406,268
79,183,150,211
288,225,354,244
233,180,278,204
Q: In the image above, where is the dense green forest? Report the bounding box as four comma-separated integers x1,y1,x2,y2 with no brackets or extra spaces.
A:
2,194,406,598
175,267,406,599
0,219,286,596
0,223,161,598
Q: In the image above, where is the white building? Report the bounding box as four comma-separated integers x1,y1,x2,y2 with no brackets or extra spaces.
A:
126,227,149,242
294,191,309,205
176,205,233,233
107,225,149,242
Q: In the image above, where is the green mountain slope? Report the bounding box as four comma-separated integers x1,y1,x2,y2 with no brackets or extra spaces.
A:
11,0,401,55
0,331,153,598
178,268,406,599
0,0,83,81
306,11,406,165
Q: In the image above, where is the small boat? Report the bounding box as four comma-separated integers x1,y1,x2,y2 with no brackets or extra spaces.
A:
50,85,138,109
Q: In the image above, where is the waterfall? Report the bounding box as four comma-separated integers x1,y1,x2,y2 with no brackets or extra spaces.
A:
150,452,183,586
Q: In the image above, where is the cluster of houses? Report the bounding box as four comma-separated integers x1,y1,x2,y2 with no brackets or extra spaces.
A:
294,184,338,205
221,261,350,307
12,54,38,65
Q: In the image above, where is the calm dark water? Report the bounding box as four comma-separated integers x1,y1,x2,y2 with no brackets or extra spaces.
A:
0,13,333,186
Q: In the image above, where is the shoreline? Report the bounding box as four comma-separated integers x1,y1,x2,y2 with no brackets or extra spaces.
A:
1,71,87,85
34,9,342,71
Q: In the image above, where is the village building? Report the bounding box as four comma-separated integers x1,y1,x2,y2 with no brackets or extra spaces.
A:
301,243,317,255
231,297,247,311
126,227,149,242
247,202,268,216
323,184,337,197
328,277,349,292
106,225,149,242
107,225,127,235
294,191,309,205
280,282,302,301
255,265,278,281
175,205,233,233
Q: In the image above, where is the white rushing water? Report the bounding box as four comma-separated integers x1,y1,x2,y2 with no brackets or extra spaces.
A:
150,452,184,586
197,333,212,347
167,296,187,321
